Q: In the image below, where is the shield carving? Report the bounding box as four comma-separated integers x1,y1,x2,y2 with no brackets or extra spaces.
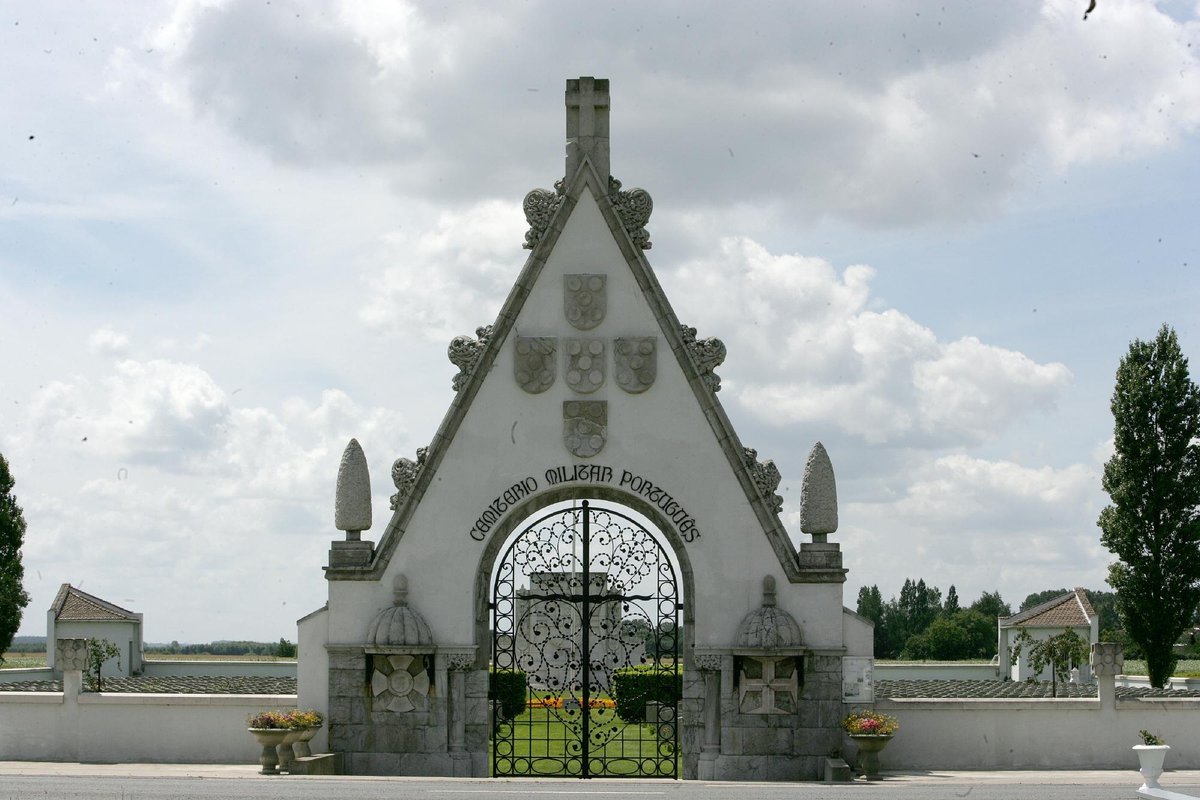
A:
614,337,657,394
564,274,606,330
565,338,606,394
563,401,607,458
513,336,556,394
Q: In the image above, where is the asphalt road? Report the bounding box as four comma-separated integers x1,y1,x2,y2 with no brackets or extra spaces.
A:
1,775,1199,800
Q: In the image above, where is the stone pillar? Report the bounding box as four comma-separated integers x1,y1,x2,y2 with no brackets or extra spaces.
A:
444,649,475,776
56,638,87,761
694,653,723,780
1090,642,1123,710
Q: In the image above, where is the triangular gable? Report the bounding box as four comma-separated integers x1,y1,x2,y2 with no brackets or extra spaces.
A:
330,156,808,583
50,583,139,622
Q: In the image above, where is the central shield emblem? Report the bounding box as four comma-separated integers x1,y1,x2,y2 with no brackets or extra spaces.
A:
563,401,607,458
564,274,606,330
513,336,556,394
614,337,657,394
565,338,606,394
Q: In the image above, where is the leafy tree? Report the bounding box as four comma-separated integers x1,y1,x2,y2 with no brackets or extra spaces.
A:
83,637,121,692
944,585,960,615
0,453,31,663
856,585,887,657
1020,588,1069,612
898,578,942,639
276,637,297,658
970,590,1011,620
1099,325,1200,687
1010,628,1088,698
902,610,996,660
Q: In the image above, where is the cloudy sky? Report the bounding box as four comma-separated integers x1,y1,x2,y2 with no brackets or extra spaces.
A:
2,0,1198,643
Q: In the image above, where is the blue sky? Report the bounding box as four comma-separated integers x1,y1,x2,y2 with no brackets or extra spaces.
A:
2,0,1198,642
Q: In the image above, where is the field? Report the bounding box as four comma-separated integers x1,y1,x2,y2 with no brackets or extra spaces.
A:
1123,659,1200,678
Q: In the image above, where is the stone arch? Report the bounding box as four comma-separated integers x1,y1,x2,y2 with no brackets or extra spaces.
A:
471,484,697,669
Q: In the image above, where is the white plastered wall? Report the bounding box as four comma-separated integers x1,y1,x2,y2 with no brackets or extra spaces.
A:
326,188,850,656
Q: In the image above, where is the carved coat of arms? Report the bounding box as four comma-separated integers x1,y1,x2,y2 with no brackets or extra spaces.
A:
614,337,657,394
564,274,606,330
563,401,607,458
565,338,605,394
513,336,556,394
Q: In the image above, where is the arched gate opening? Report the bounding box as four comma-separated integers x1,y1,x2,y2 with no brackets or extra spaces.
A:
490,499,682,778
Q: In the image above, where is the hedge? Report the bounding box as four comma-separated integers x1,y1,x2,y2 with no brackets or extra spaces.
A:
612,665,682,722
488,669,527,720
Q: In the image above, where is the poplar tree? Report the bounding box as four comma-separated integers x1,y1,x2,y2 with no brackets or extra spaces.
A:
0,452,31,661
1099,325,1200,687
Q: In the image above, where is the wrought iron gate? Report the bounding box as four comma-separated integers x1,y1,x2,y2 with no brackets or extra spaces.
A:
491,500,681,778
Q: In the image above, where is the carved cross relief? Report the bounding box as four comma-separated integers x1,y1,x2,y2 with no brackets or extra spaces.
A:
738,656,798,715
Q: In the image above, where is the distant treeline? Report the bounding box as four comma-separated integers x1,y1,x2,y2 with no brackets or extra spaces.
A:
147,639,297,658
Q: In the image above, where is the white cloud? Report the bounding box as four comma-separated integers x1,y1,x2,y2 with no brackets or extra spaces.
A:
665,237,1072,446
359,199,526,342
87,327,130,356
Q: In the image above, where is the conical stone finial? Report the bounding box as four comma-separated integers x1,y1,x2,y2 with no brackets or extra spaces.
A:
799,441,837,539
392,573,409,606
335,438,372,538
762,575,777,607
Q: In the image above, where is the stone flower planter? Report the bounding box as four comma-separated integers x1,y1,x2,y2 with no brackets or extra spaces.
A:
1133,744,1170,790
248,728,290,774
850,734,894,780
277,728,304,773
293,724,322,758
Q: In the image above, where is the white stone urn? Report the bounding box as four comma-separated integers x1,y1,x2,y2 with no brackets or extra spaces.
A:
276,729,304,773
1133,744,1170,790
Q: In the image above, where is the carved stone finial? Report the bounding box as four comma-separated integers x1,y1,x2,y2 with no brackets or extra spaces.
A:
448,325,494,392
762,575,777,607
393,574,409,606
744,447,784,513
800,442,838,538
680,324,726,392
608,176,653,250
390,447,428,511
566,77,610,185
335,438,372,536
523,180,566,249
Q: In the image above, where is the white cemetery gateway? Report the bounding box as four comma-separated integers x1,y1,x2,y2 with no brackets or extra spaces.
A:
297,77,874,781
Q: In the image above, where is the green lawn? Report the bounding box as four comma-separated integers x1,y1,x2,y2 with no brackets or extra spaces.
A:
492,706,676,777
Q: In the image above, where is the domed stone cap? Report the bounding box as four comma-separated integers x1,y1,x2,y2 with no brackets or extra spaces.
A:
366,575,432,647
736,576,803,649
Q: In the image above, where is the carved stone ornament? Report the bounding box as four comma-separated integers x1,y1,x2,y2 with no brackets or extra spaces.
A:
1090,642,1124,677
390,447,428,511
514,337,557,394
743,447,784,514
565,337,606,393
563,400,607,458
523,179,566,250
614,337,657,394
564,274,607,331
800,441,838,536
738,656,799,715
447,324,494,392
680,324,726,392
443,649,476,671
55,638,88,672
334,438,372,534
371,654,432,713
609,177,653,250
693,653,723,673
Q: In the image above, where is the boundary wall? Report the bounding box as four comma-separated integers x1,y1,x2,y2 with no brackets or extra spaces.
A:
876,693,1200,770
0,671,295,763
